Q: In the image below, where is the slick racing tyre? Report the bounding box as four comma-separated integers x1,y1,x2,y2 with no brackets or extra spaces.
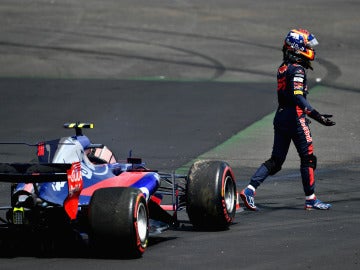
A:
186,160,237,230
89,187,149,258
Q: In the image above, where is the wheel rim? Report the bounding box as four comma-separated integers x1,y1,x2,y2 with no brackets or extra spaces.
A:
224,176,235,213
137,203,148,244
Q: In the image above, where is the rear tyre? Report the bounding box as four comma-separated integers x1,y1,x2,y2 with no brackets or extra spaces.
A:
89,187,148,258
186,160,236,230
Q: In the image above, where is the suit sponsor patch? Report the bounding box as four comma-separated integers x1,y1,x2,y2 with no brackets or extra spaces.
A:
294,82,303,90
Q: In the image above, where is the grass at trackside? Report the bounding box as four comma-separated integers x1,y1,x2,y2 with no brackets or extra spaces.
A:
175,112,275,175
175,85,325,174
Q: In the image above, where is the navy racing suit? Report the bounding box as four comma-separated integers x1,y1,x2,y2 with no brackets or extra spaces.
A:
249,61,317,196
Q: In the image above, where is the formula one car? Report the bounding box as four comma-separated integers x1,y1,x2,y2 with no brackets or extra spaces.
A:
0,123,237,258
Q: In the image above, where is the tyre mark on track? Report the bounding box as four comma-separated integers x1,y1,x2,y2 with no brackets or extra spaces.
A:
2,26,355,90
0,39,227,80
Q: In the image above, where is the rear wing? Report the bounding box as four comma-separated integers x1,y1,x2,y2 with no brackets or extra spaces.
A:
0,163,72,183
0,162,83,220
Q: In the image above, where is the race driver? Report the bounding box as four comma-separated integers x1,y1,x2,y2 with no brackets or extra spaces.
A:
240,29,336,210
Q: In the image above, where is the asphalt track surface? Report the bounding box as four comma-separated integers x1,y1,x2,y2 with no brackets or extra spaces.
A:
0,1,359,269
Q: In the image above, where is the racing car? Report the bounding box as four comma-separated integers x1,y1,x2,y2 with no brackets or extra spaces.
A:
0,122,238,258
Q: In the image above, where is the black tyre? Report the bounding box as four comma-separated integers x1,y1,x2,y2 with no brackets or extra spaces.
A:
186,160,237,230
89,187,149,258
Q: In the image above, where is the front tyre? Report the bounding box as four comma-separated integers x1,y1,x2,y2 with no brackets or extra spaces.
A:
89,187,149,258
186,160,237,230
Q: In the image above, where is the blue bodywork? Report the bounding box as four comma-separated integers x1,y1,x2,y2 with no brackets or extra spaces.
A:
14,135,160,211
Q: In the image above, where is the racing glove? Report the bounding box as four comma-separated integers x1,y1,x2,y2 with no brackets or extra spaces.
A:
309,110,336,126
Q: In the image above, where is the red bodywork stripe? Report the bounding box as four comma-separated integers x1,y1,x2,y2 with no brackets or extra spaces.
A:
161,205,177,211
80,172,147,197
37,142,45,157
150,195,162,205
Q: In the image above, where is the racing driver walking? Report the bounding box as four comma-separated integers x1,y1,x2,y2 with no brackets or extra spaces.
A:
240,29,336,211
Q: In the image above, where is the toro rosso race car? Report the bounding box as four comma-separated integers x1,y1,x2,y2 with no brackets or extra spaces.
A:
0,123,238,258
